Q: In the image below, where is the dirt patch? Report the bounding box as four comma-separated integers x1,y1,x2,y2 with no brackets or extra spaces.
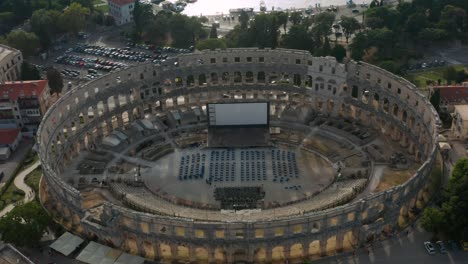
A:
374,168,416,192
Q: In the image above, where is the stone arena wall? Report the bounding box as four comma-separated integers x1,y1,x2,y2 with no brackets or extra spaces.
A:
37,48,440,262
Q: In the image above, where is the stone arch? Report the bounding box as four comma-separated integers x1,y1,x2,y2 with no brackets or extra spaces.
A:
107,96,116,111
328,79,336,91
257,71,265,83
307,75,313,87
392,103,399,117
214,248,226,263
402,110,408,123
222,72,229,84
246,71,254,83
176,245,189,261
343,230,356,250
132,107,141,120
175,76,183,86
198,74,207,85
195,247,208,262
327,99,335,112
234,71,242,83
125,236,139,255
373,93,380,109
272,246,285,261
269,72,278,83
142,241,155,259
315,77,325,90
351,86,358,98
177,96,185,105
96,101,104,117
187,75,195,86
122,111,130,125
111,115,119,129
159,243,172,259
290,243,304,259
293,74,301,86
210,72,218,84
308,240,320,257
232,249,248,262
165,98,173,108
325,235,337,255
254,247,267,263
383,98,389,113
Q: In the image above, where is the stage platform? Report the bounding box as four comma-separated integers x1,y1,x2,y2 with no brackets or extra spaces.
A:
208,127,270,148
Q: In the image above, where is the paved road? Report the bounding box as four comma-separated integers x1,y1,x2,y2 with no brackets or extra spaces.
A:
318,224,468,264
0,140,33,187
0,161,40,217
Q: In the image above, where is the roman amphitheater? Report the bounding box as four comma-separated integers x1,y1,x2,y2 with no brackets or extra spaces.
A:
37,48,441,263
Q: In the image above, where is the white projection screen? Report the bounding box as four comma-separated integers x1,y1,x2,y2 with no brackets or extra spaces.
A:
208,102,269,126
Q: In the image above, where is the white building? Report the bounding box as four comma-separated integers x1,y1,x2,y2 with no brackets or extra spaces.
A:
108,0,135,25
451,104,468,140
0,44,22,84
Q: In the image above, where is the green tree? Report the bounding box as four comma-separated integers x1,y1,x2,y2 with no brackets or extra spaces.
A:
430,88,441,113
31,9,61,49
421,207,445,234
133,0,154,39
311,12,335,44
340,16,361,43
282,24,314,51
289,12,302,26
274,11,289,32
46,67,64,95
364,6,399,30
21,62,41,81
169,14,205,48
331,44,346,62
349,32,368,61
60,3,90,35
439,5,466,37
443,66,458,84
209,24,218,39
196,38,227,50
144,12,170,46
239,10,250,30
3,30,40,57
0,201,51,248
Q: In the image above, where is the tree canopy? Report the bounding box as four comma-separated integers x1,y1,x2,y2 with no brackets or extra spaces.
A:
0,201,51,248
60,3,90,36
421,158,468,240
0,30,40,57
47,67,64,95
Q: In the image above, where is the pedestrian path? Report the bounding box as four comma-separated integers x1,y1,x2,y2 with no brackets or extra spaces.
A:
0,161,40,217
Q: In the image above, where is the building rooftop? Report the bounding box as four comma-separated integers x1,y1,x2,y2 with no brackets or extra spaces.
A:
0,80,48,101
434,84,468,104
454,104,468,121
108,0,135,6
0,44,20,62
0,128,21,145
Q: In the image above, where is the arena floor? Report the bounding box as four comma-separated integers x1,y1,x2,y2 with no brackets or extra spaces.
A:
142,146,336,206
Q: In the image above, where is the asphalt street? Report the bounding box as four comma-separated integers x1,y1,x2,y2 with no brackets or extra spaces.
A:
319,224,468,264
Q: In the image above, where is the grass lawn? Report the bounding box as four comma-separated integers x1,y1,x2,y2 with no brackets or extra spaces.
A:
404,65,466,88
25,166,42,195
0,182,25,211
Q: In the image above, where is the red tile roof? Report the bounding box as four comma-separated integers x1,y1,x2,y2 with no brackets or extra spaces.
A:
434,85,468,104
0,80,48,101
109,0,135,6
0,128,21,145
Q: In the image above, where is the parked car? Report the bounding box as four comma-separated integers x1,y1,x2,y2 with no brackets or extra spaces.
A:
424,241,436,255
436,241,447,253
